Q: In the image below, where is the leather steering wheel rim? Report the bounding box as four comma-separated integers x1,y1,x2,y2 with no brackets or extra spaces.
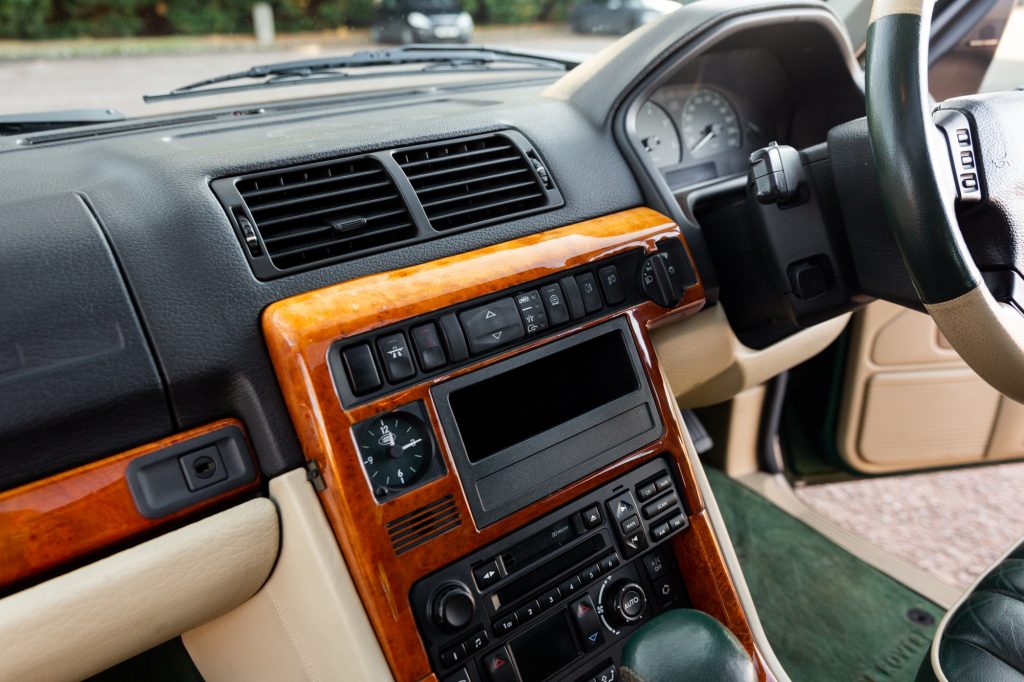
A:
865,0,1024,404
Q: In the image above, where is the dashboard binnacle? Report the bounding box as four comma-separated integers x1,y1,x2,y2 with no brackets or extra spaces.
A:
633,49,792,187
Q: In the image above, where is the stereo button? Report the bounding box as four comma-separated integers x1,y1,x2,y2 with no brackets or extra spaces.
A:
643,493,677,520
654,475,672,492
651,522,671,542
559,575,582,597
620,515,640,535
622,529,648,558
493,613,518,636
636,482,657,501
581,505,602,529
443,667,471,682
539,587,561,609
482,646,520,682
599,554,620,572
465,630,489,653
669,513,686,531
607,493,637,523
459,298,525,354
441,643,466,668
516,600,541,623
474,560,501,590
580,563,601,584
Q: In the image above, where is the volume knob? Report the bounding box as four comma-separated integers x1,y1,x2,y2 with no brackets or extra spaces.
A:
432,583,475,632
606,581,647,626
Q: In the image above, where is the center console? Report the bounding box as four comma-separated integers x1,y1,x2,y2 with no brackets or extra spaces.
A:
262,207,775,682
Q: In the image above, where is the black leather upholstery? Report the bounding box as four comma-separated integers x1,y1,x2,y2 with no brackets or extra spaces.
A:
937,543,1024,681
620,609,756,682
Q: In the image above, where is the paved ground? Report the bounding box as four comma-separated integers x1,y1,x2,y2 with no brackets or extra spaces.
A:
1,6,1020,117
795,461,1024,590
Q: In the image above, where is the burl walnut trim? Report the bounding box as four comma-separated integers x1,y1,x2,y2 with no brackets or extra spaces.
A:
0,419,260,595
263,207,772,681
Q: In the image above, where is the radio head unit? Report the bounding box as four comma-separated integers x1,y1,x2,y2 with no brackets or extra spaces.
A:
433,318,663,528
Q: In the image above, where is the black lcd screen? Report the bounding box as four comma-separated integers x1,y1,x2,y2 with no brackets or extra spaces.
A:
448,330,639,463
510,611,580,681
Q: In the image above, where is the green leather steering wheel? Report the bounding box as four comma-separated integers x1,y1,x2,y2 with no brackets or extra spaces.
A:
865,0,1024,403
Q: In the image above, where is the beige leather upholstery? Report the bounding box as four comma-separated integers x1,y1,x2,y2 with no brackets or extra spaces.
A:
654,305,850,408
838,300,1024,473
0,498,278,682
183,469,393,682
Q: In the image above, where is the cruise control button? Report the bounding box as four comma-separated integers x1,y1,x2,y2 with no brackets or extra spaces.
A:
598,265,626,305
643,493,678,520
541,283,570,326
376,332,416,383
482,646,519,682
570,596,604,651
341,344,381,395
411,322,447,371
515,290,549,335
581,505,602,529
459,298,525,354
576,273,603,313
474,559,501,590
559,276,586,319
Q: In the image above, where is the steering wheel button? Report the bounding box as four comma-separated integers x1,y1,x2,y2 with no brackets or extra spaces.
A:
961,174,979,191
956,129,971,146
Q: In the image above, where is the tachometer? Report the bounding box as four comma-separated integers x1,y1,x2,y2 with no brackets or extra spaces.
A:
680,88,741,158
635,100,682,167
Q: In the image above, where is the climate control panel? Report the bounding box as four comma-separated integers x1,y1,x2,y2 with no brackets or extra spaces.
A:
411,457,690,682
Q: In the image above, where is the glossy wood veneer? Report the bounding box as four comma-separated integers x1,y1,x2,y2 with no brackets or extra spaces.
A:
264,208,772,681
0,419,259,595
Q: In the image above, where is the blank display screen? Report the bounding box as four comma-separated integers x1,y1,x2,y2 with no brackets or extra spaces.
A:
448,331,639,463
510,611,579,681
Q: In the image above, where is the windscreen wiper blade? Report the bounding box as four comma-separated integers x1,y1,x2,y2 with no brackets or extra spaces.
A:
0,108,126,135
143,45,572,104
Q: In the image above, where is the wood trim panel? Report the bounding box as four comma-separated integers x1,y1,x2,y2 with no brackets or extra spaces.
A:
0,419,260,595
263,207,772,681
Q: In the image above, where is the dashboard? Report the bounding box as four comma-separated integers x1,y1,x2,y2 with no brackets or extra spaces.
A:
0,2,869,681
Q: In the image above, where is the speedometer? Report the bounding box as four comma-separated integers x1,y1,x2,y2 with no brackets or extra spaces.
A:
635,100,681,167
680,88,741,159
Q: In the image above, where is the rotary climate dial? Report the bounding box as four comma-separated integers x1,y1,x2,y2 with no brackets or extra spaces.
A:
357,411,432,492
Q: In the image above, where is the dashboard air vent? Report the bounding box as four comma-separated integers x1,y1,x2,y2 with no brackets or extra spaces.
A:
395,133,560,232
228,156,415,275
387,494,461,555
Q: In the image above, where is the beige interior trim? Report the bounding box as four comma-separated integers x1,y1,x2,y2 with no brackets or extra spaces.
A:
718,385,767,478
653,305,850,408
738,472,962,608
183,469,393,682
925,284,1024,405
869,0,925,23
838,300,1022,474
0,498,278,682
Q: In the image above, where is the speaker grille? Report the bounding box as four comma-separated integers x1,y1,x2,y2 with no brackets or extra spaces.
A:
386,494,461,555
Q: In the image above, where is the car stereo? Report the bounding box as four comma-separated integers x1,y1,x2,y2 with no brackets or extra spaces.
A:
411,457,690,682
433,318,663,528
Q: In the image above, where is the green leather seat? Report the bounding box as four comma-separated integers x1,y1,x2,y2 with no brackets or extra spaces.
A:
620,609,756,682
923,542,1024,681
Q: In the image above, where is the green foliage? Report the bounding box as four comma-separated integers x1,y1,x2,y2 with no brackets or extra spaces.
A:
57,0,149,37
163,0,252,35
0,0,53,39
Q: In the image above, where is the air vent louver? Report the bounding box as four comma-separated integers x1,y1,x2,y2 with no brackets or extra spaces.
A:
234,156,415,272
386,494,461,555
395,134,554,232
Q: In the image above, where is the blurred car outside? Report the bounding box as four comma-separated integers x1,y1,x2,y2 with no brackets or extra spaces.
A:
569,0,681,35
370,0,475,44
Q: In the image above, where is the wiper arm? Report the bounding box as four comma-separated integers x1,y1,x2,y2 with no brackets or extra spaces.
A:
0,108,126,136
143,45,572,104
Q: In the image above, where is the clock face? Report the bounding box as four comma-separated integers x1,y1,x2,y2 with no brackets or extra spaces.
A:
356,411,433,493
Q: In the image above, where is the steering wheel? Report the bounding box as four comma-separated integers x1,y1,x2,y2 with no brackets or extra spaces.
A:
865,0,1024,403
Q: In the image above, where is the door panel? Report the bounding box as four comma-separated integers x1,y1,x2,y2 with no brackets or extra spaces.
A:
837,301,1024,473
